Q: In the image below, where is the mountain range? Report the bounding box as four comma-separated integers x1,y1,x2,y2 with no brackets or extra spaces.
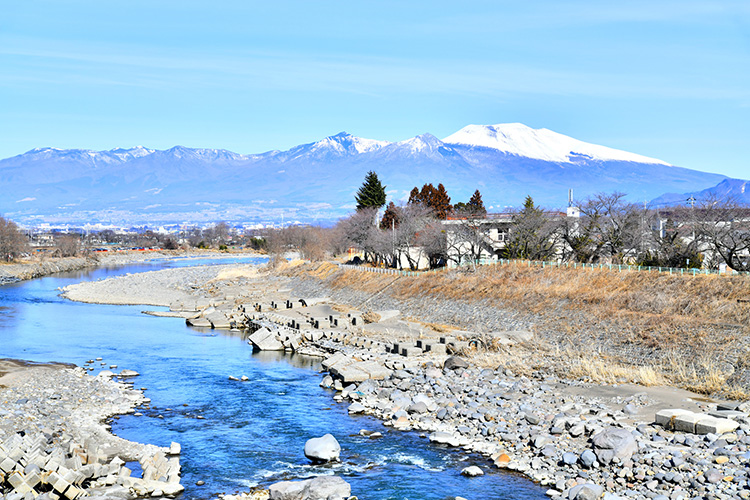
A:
0,123,743,226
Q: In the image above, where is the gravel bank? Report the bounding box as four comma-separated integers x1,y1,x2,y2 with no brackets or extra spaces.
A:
0,359,181,499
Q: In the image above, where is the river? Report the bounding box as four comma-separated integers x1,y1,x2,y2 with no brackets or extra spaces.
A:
0,257,547,500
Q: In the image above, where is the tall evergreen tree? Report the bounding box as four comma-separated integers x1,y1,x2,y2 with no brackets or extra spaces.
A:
355,171,387,211
408,187,421,205
407,183,452,219
379,202,401,230
467,189,486,215
432,183,452,220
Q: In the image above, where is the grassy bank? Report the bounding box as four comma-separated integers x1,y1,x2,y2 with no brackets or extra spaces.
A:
285,261,750,398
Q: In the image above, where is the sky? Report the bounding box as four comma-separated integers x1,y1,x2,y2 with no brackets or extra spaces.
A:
1,1,748,178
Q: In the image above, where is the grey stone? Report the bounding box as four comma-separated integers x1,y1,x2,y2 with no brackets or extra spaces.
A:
348,403,366,414
562,452,577,465
705,468,723,484
408,402,428,414
443,356,469,370
525,413,541,425
592,427,637,465
568,483,603,500
580,449,597,468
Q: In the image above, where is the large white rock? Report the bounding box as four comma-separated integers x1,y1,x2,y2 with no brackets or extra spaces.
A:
269,476,351,500
304,434,341,463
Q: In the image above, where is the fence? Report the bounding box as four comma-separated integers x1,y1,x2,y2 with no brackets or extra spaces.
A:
339,258,750,278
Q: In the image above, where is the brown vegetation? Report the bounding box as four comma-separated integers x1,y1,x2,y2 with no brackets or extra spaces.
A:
286,260,750,398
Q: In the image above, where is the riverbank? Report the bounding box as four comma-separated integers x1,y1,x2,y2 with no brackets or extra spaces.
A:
58,259,750,499
0,359,183,499
0,250,262,286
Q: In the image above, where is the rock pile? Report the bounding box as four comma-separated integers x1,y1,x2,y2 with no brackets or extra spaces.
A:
319,355,750,500
0,362,181,499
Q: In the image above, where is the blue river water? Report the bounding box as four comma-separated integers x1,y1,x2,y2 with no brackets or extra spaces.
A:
0,257,547,500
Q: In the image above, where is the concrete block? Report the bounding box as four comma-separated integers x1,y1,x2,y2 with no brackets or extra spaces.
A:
401,346,423,357
248,327,284,351
448,341,469,352
304,331,323,342
206,312,232,329
0,457,17,473
673,413,703,433
321,352,352,370
25,470,41,489
655,408,695,428
63,484,83,500
330,365,369,383
425,343,447,355
709,410,745,420
353,361,392,380
439,336,456,344
695,416,739,435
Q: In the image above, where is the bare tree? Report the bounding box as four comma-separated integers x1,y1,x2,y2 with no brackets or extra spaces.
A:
0,216,28,262
638,206,703,268
444,217,491,266
55,234,81,257
393,204,435,270
337,208,382,264
693,197,750,271
503,196,560,260
559,192,640,263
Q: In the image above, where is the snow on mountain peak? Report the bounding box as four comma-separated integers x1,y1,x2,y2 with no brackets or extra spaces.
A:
443,123,670,165
397,133,444,153
311,132,389,155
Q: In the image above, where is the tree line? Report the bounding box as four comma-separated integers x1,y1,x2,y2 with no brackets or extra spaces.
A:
267,172,750,272
2,170,749,272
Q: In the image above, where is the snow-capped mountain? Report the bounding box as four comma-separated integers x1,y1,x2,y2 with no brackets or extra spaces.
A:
443,123,669,165
651,178,750,207
0,124,735,225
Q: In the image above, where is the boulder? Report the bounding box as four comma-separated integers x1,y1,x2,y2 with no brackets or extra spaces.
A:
443,356,469,370
461,465,483,477
269,476,351,500
118,369,139,377
569,483,603,500
592,427,637,465
304,434,341,463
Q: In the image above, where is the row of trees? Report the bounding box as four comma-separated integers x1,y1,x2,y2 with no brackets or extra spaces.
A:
343,172,750,271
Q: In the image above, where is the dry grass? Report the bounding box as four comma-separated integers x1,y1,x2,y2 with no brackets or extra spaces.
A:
286,261,750,398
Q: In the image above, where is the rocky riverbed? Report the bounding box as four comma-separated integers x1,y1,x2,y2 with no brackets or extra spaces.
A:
0,359,183,500
58,260,750,500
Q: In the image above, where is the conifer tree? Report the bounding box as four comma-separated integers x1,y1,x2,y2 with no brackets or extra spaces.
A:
408,187,421,205
467,189,486,215
380,202,401,230
432,183,452,220
355,171,387,211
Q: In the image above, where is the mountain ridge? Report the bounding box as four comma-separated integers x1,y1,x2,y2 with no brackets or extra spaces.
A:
0,124,737,226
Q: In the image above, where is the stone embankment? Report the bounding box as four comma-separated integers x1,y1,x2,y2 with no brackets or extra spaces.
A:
0,360,183,500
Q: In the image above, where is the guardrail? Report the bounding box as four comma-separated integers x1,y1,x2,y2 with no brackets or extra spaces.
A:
339,259,750,277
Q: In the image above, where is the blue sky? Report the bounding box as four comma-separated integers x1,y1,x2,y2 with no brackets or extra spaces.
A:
1,1,748,178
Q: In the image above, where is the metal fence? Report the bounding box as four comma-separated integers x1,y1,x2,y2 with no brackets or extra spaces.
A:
339,258,750,277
